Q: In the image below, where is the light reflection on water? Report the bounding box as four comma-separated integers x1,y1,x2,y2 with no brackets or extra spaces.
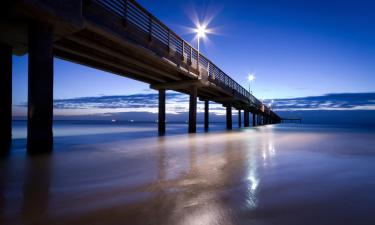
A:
244,127,277,210
2,123,375,225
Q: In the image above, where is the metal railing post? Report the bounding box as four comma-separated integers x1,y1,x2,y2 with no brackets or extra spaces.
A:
123,0,128,27
148,14,152,42
168,30,171,53
182,41,185,61
207,61,210,78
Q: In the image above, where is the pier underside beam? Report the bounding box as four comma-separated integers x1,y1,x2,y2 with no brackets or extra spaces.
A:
0,44,12,152
204,100,209,131
158,89,166,135
27,23,54,154
244,110,249,127
226,106,232,130
188,86,197,133
238,110,242,128
253,113,256,127
151,80,203,90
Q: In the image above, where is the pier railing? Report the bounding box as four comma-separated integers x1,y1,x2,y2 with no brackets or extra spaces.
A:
89,0,268,111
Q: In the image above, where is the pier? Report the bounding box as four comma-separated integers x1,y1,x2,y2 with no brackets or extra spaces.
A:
0,0,280,154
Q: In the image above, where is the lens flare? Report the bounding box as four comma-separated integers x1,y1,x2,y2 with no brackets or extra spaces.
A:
179,4,223,51
248,73,256,82
195,24,207,38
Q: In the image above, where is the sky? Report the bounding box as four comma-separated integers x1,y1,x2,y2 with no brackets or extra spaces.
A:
11,0,375,121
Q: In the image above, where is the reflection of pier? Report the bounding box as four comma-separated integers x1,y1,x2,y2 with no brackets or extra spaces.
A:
0,0,280,153
0,127,278,224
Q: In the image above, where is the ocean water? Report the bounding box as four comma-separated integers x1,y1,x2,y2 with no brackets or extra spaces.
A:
1,121,375,225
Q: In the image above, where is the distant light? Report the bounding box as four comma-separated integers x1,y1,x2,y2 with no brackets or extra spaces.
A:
248,73,255,82
111,119,116,122
195,24,207,38
130,120,134,122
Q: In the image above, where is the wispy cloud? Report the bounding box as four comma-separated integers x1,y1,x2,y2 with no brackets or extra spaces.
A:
51,93,224,116
14,92,375,118
265,93,375,111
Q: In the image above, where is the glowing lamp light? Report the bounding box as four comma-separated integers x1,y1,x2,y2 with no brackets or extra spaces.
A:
247,73,256,93
194,23,208,54
195,24,207,38
194,23,209,76
248,73,255,82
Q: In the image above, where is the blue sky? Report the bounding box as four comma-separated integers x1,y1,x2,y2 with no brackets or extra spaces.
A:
12,0,375,119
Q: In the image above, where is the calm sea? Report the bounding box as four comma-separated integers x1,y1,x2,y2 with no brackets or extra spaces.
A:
2,120,375,225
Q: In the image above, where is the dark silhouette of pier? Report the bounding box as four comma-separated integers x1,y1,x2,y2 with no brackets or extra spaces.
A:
0,0,280,154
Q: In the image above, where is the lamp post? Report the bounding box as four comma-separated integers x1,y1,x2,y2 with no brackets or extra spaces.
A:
194,24,207,75
270,100,274,109
247,73,255,94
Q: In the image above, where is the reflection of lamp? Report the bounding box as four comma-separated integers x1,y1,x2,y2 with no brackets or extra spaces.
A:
249,175,258,191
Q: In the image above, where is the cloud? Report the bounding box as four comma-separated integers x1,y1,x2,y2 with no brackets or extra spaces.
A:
52,93,225,116
54,93,162,109
15,92,375,119
265,92,375,111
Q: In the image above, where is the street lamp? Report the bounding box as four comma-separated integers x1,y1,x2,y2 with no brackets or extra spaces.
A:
194,23,207,75
247,73,255,94
270,100,274,110
195,24,207,53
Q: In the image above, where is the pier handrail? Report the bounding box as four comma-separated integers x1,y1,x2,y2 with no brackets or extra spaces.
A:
90,0,270,112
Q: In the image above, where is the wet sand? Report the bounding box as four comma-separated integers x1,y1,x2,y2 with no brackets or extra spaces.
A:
1,123,375,225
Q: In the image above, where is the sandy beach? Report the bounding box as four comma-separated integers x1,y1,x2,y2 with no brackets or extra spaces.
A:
1,122,375,225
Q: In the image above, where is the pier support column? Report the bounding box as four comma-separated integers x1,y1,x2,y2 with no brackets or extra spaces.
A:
27,22,54,154
226,106,232,130
158,89,166,135
244,110,249,127
252,113,256,127
188,86,197,133
204,100,209,131
0,44,12,152
238,110,242,128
